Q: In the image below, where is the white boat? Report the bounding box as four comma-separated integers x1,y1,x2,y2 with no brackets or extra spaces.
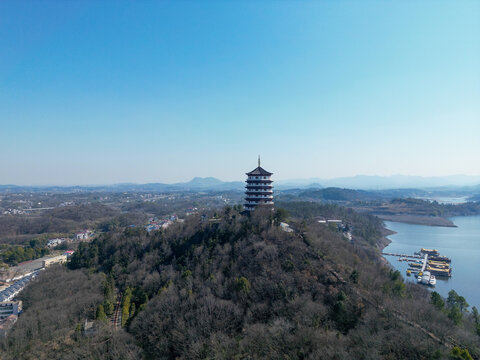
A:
421,271,431,285
429,275,436,286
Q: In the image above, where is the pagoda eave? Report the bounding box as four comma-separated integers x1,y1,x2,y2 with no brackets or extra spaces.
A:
245,180,273,184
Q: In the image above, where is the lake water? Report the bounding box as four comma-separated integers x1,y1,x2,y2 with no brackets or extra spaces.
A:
384,216,480,309
416,196,469,204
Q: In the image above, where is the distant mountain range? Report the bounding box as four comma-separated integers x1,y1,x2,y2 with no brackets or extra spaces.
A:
0,177,245,193
1,175,480,194
275,175,480,190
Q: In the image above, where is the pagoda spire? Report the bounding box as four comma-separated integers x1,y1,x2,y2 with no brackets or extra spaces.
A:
258,155,260,167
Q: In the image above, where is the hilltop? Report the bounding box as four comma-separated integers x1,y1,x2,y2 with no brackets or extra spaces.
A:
2,204,479,359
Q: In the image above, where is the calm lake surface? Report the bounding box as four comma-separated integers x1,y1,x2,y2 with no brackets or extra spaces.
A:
384,216,480,309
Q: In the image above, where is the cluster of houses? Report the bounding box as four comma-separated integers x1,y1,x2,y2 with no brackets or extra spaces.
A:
46,238,66,248
185,207,198,216
2,208,28,215
75,230,92,241
145,215,178,232
46,230,92,249
143,208,204,232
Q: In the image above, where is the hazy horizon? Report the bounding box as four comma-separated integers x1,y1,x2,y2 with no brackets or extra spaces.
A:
1,1,479,185
3,173,480,188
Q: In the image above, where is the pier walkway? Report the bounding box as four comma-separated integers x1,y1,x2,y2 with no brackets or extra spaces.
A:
421,254,428,272
381,252,422,259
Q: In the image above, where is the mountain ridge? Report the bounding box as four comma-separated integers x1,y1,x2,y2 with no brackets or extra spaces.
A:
1,175,480,193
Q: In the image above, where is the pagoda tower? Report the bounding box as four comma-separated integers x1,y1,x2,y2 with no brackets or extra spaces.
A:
244,156,274,212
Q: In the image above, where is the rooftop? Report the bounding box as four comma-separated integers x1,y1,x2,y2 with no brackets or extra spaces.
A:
246,156,273,176
246,166,273,176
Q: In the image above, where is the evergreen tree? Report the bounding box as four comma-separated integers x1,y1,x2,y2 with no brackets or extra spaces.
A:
121,287,132,327
96,304,107,322
431,291,445,311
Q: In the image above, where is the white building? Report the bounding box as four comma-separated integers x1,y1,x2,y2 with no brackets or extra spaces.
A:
0,301,22,320
75,231,91,241
42,255,67,268
47,238,66,248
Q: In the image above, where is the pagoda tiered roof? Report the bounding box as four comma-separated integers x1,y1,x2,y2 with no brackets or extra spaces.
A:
246,166,273,176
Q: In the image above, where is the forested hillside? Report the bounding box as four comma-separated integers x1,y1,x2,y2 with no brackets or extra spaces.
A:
0,204,119,240
297,187,383,201
1,204,479,359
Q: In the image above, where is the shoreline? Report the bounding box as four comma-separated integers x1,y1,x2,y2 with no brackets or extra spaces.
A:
379,215,480,310
377,227,394,266
375,214,457,228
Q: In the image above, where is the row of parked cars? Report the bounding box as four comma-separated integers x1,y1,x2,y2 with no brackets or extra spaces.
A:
0,271,40,302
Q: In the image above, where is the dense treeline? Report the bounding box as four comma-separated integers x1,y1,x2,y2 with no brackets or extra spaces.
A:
297,187,382,201
1,266,142,359
119,192,241,218
121,199,195,217
0,204,119,240
2,205,480,359
47,204,119,222
278,190,480,225
389,198,480,217
276,201,384,246
97,212,149,232
0,243,49,266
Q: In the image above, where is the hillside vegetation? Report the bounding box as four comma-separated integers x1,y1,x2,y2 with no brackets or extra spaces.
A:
297,187,382,202
380,198,480,218
0,204,119,241
1,204,479,359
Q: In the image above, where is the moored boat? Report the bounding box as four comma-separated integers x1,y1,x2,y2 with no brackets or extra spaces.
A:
427,267,452,277
409,262,422,268
421,248,439,255
427,263,449,269
428,260,449,266
417,271,423,283
429,255,451,263
421,271,431,285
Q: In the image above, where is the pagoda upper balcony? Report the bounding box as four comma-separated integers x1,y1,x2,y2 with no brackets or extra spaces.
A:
245,179,273,184
245,191,273,196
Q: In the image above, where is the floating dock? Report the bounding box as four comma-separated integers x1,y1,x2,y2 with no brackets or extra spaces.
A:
382,249,452,278
382,252,423,259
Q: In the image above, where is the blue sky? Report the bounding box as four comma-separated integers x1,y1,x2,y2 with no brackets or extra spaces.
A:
1,1,479,185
